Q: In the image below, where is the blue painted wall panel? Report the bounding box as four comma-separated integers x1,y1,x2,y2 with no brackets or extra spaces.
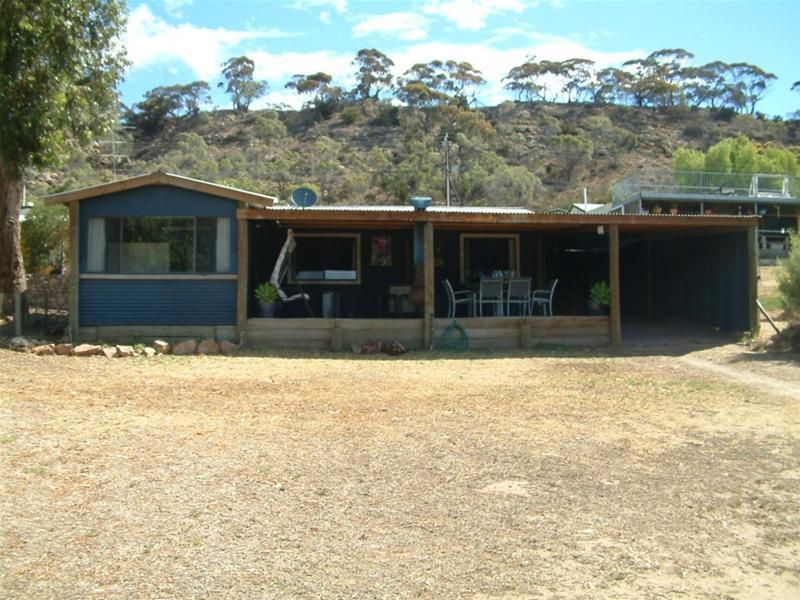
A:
79,279,237,326
79,185,239,273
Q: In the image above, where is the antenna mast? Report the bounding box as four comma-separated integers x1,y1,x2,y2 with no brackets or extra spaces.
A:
444,133,451,207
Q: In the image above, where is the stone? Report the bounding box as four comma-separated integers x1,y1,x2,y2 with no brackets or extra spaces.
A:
172,339,198,355
101,347,118,359
32,344,55,356
54,343,73,356
72,344,103,357
143,347,157,358
116,345,134,358
153,339,171,354
219,340,240,355
197,338,220,355
10,336,36,352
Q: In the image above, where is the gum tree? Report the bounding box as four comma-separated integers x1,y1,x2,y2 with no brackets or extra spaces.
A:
0,0,127,312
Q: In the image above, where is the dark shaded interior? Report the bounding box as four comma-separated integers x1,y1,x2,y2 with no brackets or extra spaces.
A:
249,221,752,332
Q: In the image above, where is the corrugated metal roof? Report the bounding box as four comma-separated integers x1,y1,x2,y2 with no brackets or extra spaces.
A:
268,204,535,215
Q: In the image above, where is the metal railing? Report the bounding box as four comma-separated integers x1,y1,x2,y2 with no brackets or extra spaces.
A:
612,171,800,208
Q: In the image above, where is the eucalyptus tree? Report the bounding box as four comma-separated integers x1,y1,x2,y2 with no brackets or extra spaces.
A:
395,62,450,107
127,81,211,134
0,0,127,308
618,49,694,107
285,72,343,119
503,58,568,103
440,60,486,107
219,56,268,112
352,48,395,100
727,63,777,114
559,58,595,103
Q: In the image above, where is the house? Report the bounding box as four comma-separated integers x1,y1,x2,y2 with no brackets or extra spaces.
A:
47,171,761,350
611,170,800,260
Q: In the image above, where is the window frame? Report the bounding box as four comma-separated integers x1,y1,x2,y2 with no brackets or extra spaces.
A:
290,232,362,285
85,216,232,275
459,233,520,284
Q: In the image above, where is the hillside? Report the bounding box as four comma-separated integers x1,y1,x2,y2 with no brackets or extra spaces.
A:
31,101,800,210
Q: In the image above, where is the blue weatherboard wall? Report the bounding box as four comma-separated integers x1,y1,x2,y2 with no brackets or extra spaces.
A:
78,185,239,327
80,279,237,325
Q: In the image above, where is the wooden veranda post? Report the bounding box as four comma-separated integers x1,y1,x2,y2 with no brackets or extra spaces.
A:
236,218,249,343
747,225,759,335
423,221,435,349
609,224,622,346
68,202,80,342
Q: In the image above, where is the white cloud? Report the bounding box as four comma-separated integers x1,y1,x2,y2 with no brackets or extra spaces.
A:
125,4,296,80
290,0,347,14
163,0,193,18
352,12,430,41
320,11,332,24
424,0,527,31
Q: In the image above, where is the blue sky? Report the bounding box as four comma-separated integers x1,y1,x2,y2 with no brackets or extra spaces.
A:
122,0,800,117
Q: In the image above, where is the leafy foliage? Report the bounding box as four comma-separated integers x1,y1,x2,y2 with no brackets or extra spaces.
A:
1,0,127,299
0,0,127,172
126,81,211,134
219,56,268,112
674,135,799,175
352,49,394,100
21,203,69,273
777,234,800,319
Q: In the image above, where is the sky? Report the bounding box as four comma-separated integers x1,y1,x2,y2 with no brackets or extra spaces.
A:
121,0,800,117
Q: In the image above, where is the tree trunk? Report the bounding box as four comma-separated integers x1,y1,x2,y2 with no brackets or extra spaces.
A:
0,159,26,315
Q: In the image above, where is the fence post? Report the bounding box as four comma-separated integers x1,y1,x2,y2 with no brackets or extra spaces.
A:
13,291,23,336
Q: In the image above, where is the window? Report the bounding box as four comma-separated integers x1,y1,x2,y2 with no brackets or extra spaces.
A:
460,234,520,283
292,233,361,283
86,217,231,274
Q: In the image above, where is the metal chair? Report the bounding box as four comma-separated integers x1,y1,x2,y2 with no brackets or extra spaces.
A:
441,279,475,319
530,278,558,316
477,277,504,316
506,277,532,316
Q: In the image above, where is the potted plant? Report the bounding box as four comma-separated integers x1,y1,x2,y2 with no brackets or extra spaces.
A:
254,282,279,317
588,280,611,315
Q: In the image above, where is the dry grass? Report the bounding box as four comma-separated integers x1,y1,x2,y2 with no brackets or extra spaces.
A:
1,346,799,598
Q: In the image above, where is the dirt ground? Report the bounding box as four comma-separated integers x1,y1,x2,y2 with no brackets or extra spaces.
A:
1,339,799,599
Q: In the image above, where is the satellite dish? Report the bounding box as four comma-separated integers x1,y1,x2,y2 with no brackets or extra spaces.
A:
291,187,318,208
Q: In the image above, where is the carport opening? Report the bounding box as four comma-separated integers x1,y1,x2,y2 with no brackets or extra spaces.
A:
619,230,751,334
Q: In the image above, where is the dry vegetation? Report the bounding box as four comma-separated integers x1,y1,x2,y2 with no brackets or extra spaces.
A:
1,344,799,598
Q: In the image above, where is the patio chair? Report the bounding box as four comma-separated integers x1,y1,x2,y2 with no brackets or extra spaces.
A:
270,229,313,316
442,279,475,319
530,278,558,317
477,277,504,317
506,277,532,316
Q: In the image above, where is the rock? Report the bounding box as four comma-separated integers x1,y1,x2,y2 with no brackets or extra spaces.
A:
32,344,55,356
172,339,198,355
153,339,171,354
10,336,36,352
143,347,157,358
101,347,118,359
72,344,103,357
54,343,73,356
384,339,408,356
197,338,220,355
219,340,240,355
116,345,134,358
